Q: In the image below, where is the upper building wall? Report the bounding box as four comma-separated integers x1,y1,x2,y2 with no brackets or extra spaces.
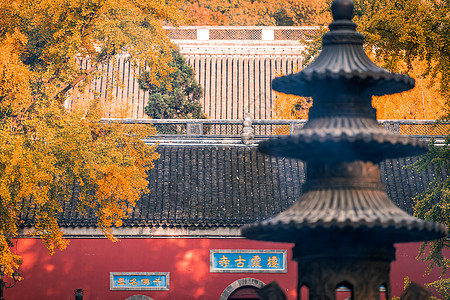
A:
171,27,314,120
66,27,316,120
166,26,319,42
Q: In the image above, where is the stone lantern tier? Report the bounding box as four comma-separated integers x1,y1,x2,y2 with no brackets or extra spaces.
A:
271,0,414,99
241,160,447,244
258,117,427,163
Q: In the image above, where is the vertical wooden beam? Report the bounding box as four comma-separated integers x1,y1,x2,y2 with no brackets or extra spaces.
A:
210,57,217,119
205,56,211,118
254,57,261,120
269,57,276,119
243,57,249,117
249,57,255,119
238,56,244,119
232,56,238,119
226,57,233,119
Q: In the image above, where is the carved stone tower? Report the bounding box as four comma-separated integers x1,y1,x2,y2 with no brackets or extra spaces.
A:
241,0,447,299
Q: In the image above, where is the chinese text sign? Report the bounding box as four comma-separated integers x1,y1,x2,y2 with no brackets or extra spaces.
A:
110,272,169,290
210,250,287,273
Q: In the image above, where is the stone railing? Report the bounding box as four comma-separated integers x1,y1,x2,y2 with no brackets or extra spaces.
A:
164,26,321,41
101,118,450,144
379,120,450,137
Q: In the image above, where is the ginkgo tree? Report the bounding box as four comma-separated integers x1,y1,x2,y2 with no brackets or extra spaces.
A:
0,0,187,276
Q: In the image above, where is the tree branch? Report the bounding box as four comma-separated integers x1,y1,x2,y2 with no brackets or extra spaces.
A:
11,54,112,129
54,55,109,101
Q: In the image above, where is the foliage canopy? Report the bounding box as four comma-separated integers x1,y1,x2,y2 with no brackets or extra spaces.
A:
0,0,187,275
354,0,450,101
183,0,330,26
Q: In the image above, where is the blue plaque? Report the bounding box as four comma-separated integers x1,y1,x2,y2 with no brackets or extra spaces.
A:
210,250,287,273
110,272,169,290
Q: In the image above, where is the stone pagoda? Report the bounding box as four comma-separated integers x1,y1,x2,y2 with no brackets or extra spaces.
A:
241,0,447,299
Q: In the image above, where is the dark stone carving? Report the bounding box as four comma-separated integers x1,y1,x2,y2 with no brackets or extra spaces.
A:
331,0,354,20
293,242,394,299
242,113,255,145
297,256,390,300
187,123,202,135
257,282,287,300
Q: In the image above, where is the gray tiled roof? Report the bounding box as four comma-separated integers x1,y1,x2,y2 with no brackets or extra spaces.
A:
380,156,439,215
22,145,442,228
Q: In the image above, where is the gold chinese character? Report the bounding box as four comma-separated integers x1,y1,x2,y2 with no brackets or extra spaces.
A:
219,255,230,267
251,255,262,268
267,256,279,268
117,277,126,286
129,278,138,286
153,278,162,285
235,255,246,267
141,278,151,285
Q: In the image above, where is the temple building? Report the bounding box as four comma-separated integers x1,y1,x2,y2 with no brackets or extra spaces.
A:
67,27,314,120
9,22,449,300
10,119,449,300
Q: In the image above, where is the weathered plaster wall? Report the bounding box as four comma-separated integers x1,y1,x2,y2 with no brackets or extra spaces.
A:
7,238,446,300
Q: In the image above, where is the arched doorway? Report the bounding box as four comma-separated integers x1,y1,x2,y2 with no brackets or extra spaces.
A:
219,278,265,300
228,285,260,299
125,295,153,300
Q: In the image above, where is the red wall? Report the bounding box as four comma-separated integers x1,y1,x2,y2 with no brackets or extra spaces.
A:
5,238,447,300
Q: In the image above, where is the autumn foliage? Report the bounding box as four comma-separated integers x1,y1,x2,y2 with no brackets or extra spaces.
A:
372,60,445,120
273,59,446,120
183,0,330,26
272,0,448,121
0,0,186,275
